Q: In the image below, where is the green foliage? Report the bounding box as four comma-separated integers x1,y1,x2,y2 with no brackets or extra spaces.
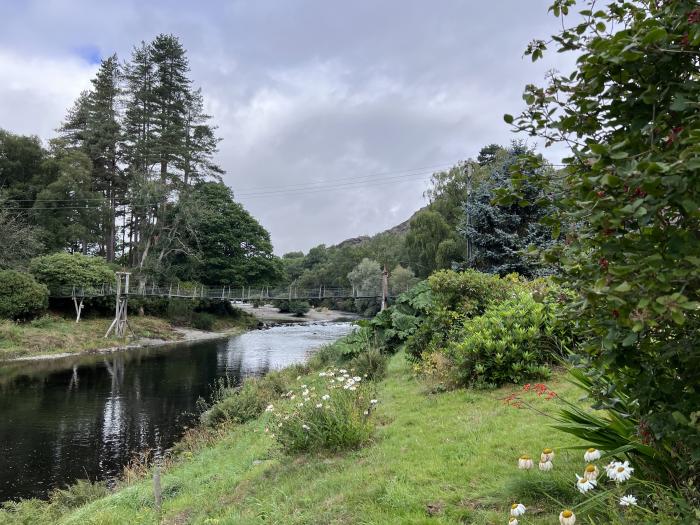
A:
29,252,114,292
273,383,375,454
170,182,282,286
190,312,215,330
507,0,700,484
274,299,310,317
460,142,554,277
446,292,558,388
0,270,49,320
405,209,463,277
349,347,388,381
200,374,288,427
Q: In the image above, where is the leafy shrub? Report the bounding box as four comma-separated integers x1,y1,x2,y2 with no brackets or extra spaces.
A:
0,270,49,320
29,253,114,292
349,347,387,381
446,292,559,388
273,383,374,453
200,373,287,427
274,299,311,317
191,312,215,330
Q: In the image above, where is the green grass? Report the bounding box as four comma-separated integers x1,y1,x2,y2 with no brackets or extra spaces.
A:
0,315,184,359
14,353,589,525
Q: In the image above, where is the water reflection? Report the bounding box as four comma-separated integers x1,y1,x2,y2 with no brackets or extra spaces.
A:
0,322,353,502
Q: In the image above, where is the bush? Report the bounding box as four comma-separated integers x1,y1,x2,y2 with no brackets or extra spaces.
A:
446,292,559,388
0,270,49,320
274,299,311,317
191,312,215,330
273,380,375,453
200,373,288,427
349,347,387,381
29,253,114,292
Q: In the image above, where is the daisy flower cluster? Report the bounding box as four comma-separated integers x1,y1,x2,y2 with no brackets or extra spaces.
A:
266,368,378,453
512,445,640,524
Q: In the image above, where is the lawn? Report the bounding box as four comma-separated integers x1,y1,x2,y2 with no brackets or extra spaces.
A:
44,353,587,525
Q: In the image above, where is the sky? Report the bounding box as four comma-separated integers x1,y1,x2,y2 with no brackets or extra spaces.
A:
0,0,576,254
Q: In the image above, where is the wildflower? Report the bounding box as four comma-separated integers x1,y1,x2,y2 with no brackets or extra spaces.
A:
539,460,553,471
541,448,555,462
302,424,310,431
296,375,302,380
322,394,330,400
517,455,533,470
363,410,369,415
559,509,576,525
290,395,296,400
265,404,274,412
353,376,362,382
576,474,596,494
348,386,357,391
508,518,518,525
510,503,526,517
339,369,347,374
302,389,309,396
610,461,634,483
301,384,307,388
370,399,378,405
584,448,601,462
316,403,323,408
298,403,304,407
583,464,599,481
319,372,326,377
619,495,638,507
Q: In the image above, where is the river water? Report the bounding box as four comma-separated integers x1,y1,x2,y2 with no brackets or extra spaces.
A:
0,322,354,502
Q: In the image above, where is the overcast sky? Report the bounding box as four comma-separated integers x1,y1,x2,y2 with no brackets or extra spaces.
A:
0,0,575,254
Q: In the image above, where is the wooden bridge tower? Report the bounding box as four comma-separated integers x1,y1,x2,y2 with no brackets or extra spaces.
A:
105,272,133,338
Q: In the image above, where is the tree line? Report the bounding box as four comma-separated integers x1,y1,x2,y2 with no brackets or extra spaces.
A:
0,34,280,287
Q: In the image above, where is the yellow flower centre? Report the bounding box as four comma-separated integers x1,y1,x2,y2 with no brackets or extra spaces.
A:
617,466,625,473
543,448,553,454
585,465,596,472
520,455,530,460
562,510,573,518
511,503,518,509
578,478,587,484
587,447,596,453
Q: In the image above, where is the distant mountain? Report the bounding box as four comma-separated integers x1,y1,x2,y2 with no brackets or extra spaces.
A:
333,206,426,249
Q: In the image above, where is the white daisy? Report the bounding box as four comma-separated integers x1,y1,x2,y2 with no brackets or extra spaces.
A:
508,518,518,525
583,464,599,481
540,448,555,462
517,455,533,470
619,494,637,507
301,424,310,430
370,399,378,405
559,509,576,525
265,404,274,412
353,376,362,382
584,447,601,462
611,461,634,482
510,503,526,517
322,394,330,400
576,474,597,494
539,460,553,471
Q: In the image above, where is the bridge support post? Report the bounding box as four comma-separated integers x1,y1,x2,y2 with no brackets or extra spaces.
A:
105,272,132,338
381,264,389,311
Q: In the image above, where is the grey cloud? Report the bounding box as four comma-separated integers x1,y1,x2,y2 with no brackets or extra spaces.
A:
0,0,575,254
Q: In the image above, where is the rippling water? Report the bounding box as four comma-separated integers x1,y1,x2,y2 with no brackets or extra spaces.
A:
0,322,354,502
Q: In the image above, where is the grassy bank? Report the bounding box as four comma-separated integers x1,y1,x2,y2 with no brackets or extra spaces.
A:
5,352,587,524
0,311,255,360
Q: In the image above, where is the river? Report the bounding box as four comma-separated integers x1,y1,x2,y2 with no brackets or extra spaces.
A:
0,322,354,502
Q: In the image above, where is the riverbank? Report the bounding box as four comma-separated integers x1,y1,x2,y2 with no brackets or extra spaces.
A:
3,350,585,524
0,314,249,361
237,303,359,323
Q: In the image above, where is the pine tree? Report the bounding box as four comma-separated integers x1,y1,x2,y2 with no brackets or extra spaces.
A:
460,143,553,277
86,54,122,261
180,88,223,186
